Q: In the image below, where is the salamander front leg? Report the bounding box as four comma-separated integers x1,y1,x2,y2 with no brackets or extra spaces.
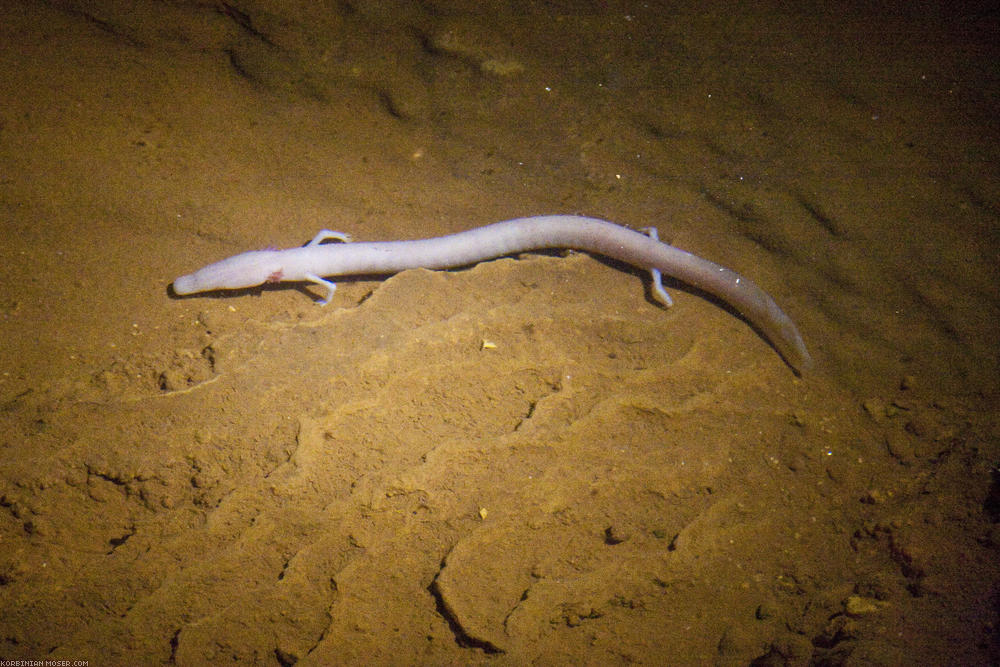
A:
638,227,673,308
307,229,353,246
305,230,350,303
306,274,337,305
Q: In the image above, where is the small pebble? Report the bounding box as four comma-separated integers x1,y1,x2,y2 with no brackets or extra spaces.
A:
845,595,882,616
885,430,915,463
755,602,777,620
862,397,887,420
604,525,629,545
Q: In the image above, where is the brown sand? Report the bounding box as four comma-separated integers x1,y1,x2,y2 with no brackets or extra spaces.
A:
1,1,997,664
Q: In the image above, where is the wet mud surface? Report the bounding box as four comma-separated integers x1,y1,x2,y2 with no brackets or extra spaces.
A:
1,1,998,664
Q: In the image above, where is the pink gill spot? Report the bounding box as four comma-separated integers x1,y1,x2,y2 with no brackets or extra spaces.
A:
267,269,284,283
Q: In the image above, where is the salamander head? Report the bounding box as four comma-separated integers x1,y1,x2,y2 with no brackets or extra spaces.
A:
173,250,285,295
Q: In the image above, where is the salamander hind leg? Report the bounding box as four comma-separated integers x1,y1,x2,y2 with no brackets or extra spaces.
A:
638,226,673,308
308,229,353,246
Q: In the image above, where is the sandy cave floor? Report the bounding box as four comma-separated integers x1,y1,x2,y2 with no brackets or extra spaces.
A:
1,1,999,665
